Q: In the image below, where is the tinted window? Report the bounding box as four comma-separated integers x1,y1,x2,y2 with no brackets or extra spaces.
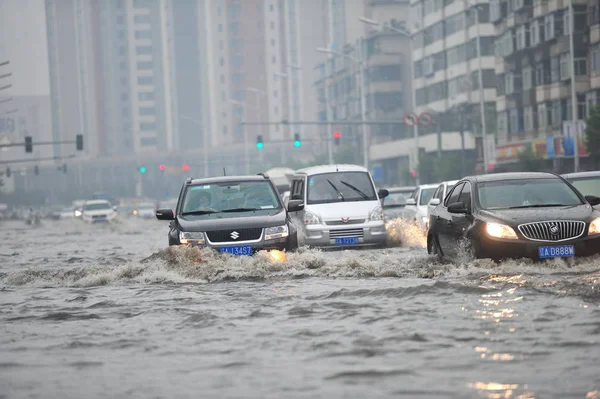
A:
434,185,444,200
419,187,437,205
478,178,583,210
181,181,281,216
307,172,376,204
385,190,413,205
568,176,600,197
291,178,304,200
445,183,464,206
458,182,471,207
83,202,111,211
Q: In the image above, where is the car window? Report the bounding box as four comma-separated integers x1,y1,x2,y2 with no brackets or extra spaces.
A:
568,176,600,197
181,180,281,216
306,172,377,204
478,178,584,210
444,183,464,207
419,187,437,205
458,182,471,208
434,185,444,201
83,202,111,211
385,192,410,205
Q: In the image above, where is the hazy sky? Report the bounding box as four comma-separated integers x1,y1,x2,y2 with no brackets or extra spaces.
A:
0,0,50,96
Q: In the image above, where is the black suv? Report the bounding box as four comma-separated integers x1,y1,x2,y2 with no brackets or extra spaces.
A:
155,174,304,255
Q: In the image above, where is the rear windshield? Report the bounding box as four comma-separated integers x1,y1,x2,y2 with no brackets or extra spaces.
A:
83,202,111,211
307,172,376,204
419,188,437,205
478,178,583,210
384,191,413,206
567,176,600,197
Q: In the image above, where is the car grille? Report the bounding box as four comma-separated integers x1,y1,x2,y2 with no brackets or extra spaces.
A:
206,228,263,243
329,228,364,238
326,219,365,226
92,215,107,220
517,221,586,242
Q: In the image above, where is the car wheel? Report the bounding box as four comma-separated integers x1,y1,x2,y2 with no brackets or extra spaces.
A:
427,234,442,258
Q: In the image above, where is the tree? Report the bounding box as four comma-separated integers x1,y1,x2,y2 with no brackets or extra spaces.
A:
516,147,544,172
586,104,600,169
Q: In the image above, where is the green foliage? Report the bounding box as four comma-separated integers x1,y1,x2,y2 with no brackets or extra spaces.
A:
586,105,600,165
516,147,544,172
417,152,475,183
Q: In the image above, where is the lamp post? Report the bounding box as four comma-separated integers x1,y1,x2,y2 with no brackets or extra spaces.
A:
568,0,579,172
316,46,368,170
358,16,419,184
246,87,266,163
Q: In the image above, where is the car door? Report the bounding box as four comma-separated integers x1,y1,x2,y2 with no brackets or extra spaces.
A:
435,182,465,255
446,182,473,256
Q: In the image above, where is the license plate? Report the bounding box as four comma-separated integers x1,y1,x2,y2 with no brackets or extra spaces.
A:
538,245,575,259
219,245,253,256
334,237,360,245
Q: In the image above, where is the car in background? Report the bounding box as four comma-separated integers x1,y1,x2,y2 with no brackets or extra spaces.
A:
133,202,157,219
402,183,439,231
427,172,600,261
51,207,76,220
287,164,389,249
80,200,117,223
381,186,416,221
561,171,600,209
426,180,459,224
155,174,303,254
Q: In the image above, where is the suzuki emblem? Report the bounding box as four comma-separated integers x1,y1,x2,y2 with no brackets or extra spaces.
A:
341,217,350,223
230,231,240,239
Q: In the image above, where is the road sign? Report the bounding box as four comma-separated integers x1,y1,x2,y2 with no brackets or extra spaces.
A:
418,112,433,126
403,112,419,126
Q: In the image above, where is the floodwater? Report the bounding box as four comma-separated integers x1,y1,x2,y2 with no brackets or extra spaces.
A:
0,217,599,399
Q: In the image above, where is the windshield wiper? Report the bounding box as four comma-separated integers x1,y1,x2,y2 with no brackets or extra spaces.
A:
181,210,219,216
220,207,260,213
340,180,369,199
508,203,565,209
327,179,344,201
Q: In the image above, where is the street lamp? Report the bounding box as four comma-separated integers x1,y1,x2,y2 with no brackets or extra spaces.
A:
245,87,266,163
316,46,369,170
358,16,420,183
568,0,579,172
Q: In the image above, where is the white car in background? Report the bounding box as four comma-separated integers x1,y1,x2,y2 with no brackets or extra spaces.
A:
80,200,117,223
133,202,156,219
426,180,460,221
402,183,439,231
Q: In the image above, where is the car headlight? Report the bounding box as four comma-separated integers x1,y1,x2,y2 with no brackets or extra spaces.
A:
74,210,82,217
588,217,600,235
369,206,384,221
179,231,205,245
486,223,518,240
265,225,289,240
304,210,321,225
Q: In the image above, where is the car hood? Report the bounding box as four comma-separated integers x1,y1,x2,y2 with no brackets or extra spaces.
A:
477,204,597,226
177,210,287,232
306,201,379,221
83,209,113,216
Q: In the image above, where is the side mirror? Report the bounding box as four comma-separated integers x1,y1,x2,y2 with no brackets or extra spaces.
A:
287,199,304,212
113,206,118,212
155,208,175,220
405,198,416,206
585,195,600,206
429,198,441,206
448,202,468,214
378,188,389,199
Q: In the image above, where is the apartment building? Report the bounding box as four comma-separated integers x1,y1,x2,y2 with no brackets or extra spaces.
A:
493,0,598,169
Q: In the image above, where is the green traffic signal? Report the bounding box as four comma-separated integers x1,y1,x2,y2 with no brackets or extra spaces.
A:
139,166,147,173
256,142,264,149
294,140,301,148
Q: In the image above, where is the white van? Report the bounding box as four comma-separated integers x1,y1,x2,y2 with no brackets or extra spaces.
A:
288,164,389,248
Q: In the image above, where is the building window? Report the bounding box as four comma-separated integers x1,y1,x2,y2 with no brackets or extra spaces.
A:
140,122,156,131
505,73,514,95
134,30,152,40
575,58,587,76
544,14,555,40
538,102,547,128
218,24,223,33
490,0,500,21
269,4,274,11
220,75,225,84
137,61,152,70
592,45,600,73
560,53,570,80
550,56,559,82
509,108,519,133
271,38,275,47
551,100,561,125
135,45,152,55
563,10,570,35
270,21,275,30
524,106,534,131
516,25,527,50
134,15,151,24
272,56,276,64
513,0,524,10
535,62,546,85
497,111,508,134
139,107,155,116
138,92,154,101
230,22,240,35
530,20,540,46
137,76,153,85
522,66,533,90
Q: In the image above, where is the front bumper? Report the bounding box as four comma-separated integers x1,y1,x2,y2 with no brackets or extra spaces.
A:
476,233,600,260
303,221,387,248
184,237,291,253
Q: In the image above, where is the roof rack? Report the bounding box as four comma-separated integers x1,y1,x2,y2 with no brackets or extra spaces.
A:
257,172,269,179
185,177,193,185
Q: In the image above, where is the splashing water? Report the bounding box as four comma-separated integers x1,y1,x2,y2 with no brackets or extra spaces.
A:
385,218,427,248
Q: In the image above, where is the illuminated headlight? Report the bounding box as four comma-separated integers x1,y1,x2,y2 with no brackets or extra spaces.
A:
265,225,289,240
304,211,321,225
588,217,600,235
74,210,82,217
486,223,518,240
421,216,428,224
179,231,205,245
369,206,384,221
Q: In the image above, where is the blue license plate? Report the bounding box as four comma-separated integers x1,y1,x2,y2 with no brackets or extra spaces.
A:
219,245,253,256
538,245,575,259
334,237,360,245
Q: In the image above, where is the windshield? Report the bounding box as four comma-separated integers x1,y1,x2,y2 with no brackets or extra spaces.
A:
384,191,412,206
181,180,281,216
568,177,600,198
478,178,584,210
419,188,436,205
306,172,377,204
83,202,111,211
137,203,155,209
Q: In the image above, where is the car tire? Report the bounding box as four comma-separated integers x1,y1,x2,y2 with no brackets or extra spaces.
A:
427,234,442,258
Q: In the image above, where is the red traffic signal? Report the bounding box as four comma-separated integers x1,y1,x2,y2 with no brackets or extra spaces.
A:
411,171,418,178
159,164,166,171
182,164,190,171
333,131,341,139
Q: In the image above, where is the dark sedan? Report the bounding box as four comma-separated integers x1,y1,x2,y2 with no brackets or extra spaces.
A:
427,172,600,261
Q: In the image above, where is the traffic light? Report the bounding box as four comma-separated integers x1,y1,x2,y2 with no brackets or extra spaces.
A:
139,166,147,173
159,164,166,171
256,135,264,149
5,167,10,178
25,136,32,153
293,133,301,148
182,163,190,171
411,171,418,178
34,165,39,176
76,134,84,151
333,131,341,145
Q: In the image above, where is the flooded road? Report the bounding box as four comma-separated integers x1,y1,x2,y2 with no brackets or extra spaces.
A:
1,218,599,399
